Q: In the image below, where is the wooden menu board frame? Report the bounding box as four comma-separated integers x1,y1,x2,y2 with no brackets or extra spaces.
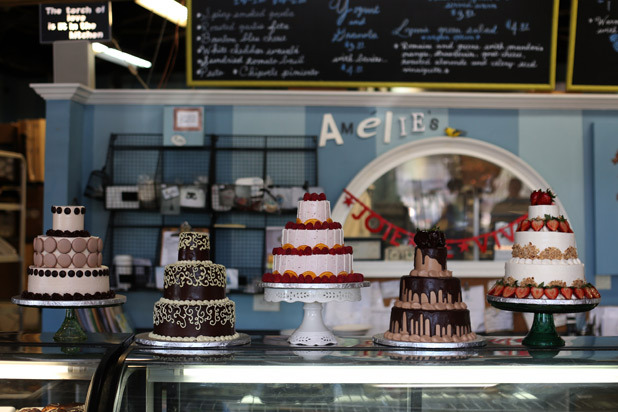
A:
567,0,618,92
186,0,559,90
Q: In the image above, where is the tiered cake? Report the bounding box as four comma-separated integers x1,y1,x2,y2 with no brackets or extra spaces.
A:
22,206,113,301
262,192,364,284
150,232,238,341
488,189,600,300
384,229,476,343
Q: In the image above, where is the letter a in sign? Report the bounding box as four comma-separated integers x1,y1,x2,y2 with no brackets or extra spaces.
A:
319,114,345,147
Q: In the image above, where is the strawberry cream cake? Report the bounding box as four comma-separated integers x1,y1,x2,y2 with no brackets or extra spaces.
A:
488,189,600,301
261,192,364,284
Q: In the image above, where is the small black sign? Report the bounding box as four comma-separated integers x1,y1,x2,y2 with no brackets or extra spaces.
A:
39,2,111,44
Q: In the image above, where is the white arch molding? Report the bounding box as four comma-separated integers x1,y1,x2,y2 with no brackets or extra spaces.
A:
332,136,562,279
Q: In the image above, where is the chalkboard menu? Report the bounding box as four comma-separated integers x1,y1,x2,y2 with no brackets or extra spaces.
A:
187,0,558,90
567,0,618,91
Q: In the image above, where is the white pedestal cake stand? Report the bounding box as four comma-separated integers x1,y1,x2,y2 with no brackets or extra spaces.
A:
261,281,370,346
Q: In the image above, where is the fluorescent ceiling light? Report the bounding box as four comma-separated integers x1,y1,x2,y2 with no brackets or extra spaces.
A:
135,0,187,27
92,42,152,69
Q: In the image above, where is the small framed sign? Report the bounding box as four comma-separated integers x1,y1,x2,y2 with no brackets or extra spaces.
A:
345,237,383,261
173,107,203,132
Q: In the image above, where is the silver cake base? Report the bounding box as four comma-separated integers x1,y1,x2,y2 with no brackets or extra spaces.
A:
135,332,251,348
373,333,486,349
12,295,126,308
487,295,601,306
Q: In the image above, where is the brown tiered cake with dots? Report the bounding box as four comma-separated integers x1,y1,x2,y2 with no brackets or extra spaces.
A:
384,229,476,343
150,232,238,342
22,206,113,300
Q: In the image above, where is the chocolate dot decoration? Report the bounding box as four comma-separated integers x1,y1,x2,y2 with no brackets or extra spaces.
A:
51,206,56,213
60,271,66,278
52,271,58,277
74,207,81,215
45,270,51,277
64,207,71,214
85,270,91,277
73,270,80,278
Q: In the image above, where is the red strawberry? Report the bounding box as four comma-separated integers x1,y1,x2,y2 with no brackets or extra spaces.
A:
544,287,559,299
282,273,291,283
560,287,573,299
310,193,319,201
546,218,559,231
318,193,326,200
589,285,601,298
273,273,282,282
502,285,516,298
488,282,499,295
531,285,545,299
303,193,311,201
518,219,531,232
583,286,595,299
530,190,542,205
559,219,573,233
515,286,530,299
531,219,544,231
305,222,314,230
574,288,586,299
537,189,555,205
490,283,504,296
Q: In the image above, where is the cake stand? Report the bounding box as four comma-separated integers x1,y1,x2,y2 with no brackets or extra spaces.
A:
487,295,600,348
373,333,486,350
11,295,126,343
135,332,251,349
261,281,370,346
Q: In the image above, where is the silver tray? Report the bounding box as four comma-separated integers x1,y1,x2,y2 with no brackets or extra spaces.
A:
135,332,251,348
260,281,370,289
11,295,126,308
487,295,601,306
373,333,486,349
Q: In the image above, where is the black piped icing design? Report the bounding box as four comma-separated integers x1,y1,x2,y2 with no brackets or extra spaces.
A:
27,267,110,277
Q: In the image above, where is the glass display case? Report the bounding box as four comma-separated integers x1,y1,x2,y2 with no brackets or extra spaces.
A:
0,332,132,411
105,334,618,412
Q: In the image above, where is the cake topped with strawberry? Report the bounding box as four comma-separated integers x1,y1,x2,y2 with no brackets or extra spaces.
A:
262,192,364,284
488,189,600,301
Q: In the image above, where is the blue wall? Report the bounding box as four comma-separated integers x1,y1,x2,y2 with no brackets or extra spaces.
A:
40,94,618,331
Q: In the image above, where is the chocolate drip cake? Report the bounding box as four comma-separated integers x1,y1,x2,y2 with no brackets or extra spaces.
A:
150,232,238,342
384,229,476,343
22,206,114,301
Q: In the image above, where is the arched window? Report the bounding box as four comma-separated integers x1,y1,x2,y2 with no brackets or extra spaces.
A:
332,137,562,278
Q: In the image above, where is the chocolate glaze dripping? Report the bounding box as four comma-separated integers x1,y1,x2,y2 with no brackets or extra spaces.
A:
417,246,448,270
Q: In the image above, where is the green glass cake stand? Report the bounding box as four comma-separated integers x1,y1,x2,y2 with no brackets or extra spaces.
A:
487,295,599,348
12,295,126,342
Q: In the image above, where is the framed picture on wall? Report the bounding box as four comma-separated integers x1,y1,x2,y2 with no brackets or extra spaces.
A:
345,238,383,261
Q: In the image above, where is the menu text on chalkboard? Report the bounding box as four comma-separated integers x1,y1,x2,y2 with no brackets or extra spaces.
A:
187,0,558,90
567,0,618,91
39,2,111,44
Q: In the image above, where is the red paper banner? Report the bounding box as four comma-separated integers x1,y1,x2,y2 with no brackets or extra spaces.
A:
343,189,527,256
